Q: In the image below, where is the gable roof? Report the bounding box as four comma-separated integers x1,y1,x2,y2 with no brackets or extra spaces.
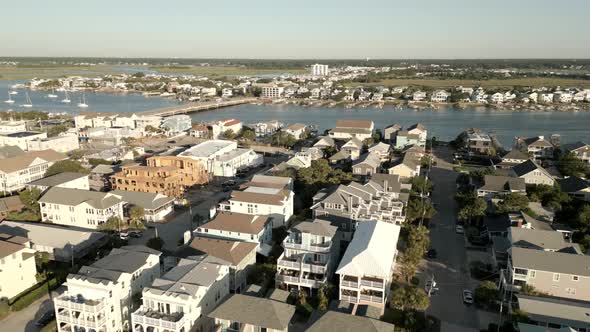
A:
307,310,395,332
39,187,122,209
502,149,530,161
369,173,402,193
336,220,400,278
516,294,590,327
0,149,66,173
111,190,173,210
0,145,25,159
202,212,269,234
479,175,526,192
557,176,590,193
562,141,589,152
186,237,257,266
335,119,373,129
353,153,381,169
28,172,88,188
512,160,551,178
510,247,590,277
523,136,553,148
209,294,295,330
291,219,338,237
509,227,569,251
407,123,426,132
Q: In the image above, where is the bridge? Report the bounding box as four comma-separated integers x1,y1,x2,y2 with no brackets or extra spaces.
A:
144,98,257,117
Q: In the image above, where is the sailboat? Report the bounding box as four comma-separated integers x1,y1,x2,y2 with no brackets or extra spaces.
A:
77,94,89,108
22,92,33,108
9,90,18,95
4,92,15,104
61,91,71,104
47,89,58,98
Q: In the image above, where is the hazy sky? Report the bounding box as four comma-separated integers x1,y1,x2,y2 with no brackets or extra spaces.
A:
1,0,588,59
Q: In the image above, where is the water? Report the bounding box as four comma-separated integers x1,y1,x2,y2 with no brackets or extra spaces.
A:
0,80,184,115
190,104,590,147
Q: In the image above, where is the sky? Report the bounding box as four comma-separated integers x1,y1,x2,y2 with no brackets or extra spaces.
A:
1,0,589,59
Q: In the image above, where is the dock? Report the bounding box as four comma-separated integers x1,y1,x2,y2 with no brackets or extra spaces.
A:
144,98,257,117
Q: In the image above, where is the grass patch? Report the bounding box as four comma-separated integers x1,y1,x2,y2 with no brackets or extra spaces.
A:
149,65,306,76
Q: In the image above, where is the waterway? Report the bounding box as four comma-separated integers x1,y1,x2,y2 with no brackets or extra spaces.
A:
0,79,183,115
190,103,590,147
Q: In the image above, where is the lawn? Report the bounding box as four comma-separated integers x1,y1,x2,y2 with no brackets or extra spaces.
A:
0,64,120,80
356,77,590,88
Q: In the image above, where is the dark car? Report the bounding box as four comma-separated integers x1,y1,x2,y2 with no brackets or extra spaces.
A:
128,230,143,238
426,249,438,258
35,310,55,327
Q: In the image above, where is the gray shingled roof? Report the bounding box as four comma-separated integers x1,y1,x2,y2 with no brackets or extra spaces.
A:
557,176,590,193
502,149,530,161
208,294,295,330
39,187,122,209
517,294,590,326
510,247,590,277
509,227,568,251
479,175,526,192
28,172,88,188
307,310,395,332
512,160,549,177
292,219,338,237
112,190,173,210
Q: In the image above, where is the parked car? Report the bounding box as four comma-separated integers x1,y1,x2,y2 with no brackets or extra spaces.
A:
35,310,55,327
455,224,464,234
128,230,143,238
119,232,129,240
425,280,438,294
462,289,474,304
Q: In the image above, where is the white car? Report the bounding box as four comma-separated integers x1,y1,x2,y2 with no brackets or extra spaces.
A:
119,232,129,240
462,289,474,304
455,224,464,234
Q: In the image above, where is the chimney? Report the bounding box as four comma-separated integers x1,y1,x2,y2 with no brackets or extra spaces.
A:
348,195,353,212
383,180,388,193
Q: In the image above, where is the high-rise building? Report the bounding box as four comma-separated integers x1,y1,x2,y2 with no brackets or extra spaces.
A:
311,64,329,76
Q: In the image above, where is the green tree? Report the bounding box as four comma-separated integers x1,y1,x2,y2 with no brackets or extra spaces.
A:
297,289,307,306
410,176,433,195
497,193,530,214
222,129,236,139
405,197,436,223
578,205,590,231
97,216,122,232
390,286,430,311
318,284,331,310
458,196,487,223
129,205,145,222
323,146,337,157
475,281,498,307
19,188,42,215
47,125,69,137
271,131,296,148
408,226,430,252
399,248,422,282
45,160,89,177
144,125,160,133
557,152,590,178
240,127,256,141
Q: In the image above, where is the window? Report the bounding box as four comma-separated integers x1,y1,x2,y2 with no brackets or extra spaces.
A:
565,288,576,295
573,275,580,281
529,270,536,278
553,273,560,282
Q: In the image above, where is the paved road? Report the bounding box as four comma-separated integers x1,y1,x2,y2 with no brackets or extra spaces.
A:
420,147,480,331
0,288,62,332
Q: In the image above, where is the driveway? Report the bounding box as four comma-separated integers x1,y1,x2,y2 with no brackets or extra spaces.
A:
0,288,63,332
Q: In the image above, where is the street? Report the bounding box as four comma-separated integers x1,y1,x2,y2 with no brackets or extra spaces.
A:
420,146,497,331
0,288,62,332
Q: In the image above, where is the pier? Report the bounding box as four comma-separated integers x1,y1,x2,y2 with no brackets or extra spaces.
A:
144,98,257,117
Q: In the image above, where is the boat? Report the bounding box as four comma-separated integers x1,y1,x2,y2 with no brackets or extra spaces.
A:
4,92,15,104
47,89,58,98
22,92,33,108
61,91,71,104
77,94,89,108
9,90,18,95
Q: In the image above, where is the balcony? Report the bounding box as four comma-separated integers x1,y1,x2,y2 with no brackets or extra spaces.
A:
283,239,332,253
360,277,384,289
359,294,383,304
132,307,185,332
341,295,357,303
57,313,106,329
55,295,105,313
341,276,359,289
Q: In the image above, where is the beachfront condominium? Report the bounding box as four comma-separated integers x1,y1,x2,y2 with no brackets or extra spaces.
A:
311,64,329,76
54,246,161,332
276,219,339,293
131,256,230,332
336,220,400,313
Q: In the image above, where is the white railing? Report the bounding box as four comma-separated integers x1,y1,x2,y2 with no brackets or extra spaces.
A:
359,294,383,304
277,258,299,269
276,274,299,283
283,241,331,253
132,312,185,331
361,279,384,289
55,298,105,313
340,295,357,303
301,261,327,274
57,314,106,329
341,280,359,288
513,273,528,280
